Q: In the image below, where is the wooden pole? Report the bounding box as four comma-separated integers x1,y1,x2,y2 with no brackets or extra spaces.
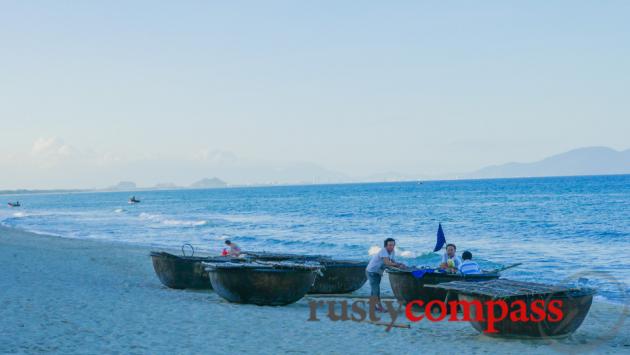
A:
366,321,411,329
306,294,397,300
493,262,523,273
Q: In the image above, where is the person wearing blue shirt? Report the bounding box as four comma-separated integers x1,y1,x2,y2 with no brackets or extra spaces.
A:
459,251,482,275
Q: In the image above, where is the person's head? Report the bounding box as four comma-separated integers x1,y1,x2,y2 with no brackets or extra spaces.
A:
224,240,232,246
383,238,396,252
446,243,456,257
462,251,472,260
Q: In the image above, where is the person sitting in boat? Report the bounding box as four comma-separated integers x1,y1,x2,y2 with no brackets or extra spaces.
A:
366,238,407,312
459,251,482,275
439,243,462,273
224,240,241,257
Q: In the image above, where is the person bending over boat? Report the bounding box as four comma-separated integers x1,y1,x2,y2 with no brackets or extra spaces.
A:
458,251,482,275
439,243,462,273
366,238,407,312
224,240,241,257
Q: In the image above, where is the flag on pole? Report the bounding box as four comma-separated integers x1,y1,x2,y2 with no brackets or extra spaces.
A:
433,223,446,252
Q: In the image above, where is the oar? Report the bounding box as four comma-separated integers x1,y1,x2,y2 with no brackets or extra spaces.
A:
493,262,522,273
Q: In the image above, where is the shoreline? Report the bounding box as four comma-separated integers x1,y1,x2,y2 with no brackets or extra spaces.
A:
2,222,628,307
1,225,629,353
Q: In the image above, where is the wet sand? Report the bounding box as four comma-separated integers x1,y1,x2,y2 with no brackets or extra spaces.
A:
1,225,628,354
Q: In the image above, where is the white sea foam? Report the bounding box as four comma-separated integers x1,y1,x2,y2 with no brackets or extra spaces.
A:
368,245,380,256
139,212,161,220
12,212,27,218
398,250,414,258
138,213,206,227
368,246,413,258
162,219,207,227
114,208,124,213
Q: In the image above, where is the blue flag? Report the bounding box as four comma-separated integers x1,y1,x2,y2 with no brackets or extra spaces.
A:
433,223,446,252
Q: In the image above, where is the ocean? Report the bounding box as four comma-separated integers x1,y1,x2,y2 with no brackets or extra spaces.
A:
2,175,629,303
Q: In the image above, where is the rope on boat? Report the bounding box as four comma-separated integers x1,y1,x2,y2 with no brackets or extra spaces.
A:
425,279,596,298
181,243,195,257
203,260,324,272
241,251,334,262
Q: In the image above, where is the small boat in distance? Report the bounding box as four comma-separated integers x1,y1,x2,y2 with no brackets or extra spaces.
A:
7,201,20,207
128,196,140,204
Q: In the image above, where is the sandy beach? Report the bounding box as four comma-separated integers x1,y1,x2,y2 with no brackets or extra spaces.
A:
1,225,628,354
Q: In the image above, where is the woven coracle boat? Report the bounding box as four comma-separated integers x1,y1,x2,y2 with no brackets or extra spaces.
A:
150,251,240,289
204,261,323,306
427,279,596,338
243,251,367,294
307,259,368,294
388,267,500,304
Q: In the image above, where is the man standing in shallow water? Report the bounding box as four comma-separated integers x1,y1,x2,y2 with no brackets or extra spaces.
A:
366,238,407,312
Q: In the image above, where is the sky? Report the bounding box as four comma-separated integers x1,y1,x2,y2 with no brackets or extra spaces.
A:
1,1,629,189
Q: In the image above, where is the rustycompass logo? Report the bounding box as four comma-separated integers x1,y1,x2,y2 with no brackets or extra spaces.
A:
307,297,565,332
308,298,404,331
404,298,563,333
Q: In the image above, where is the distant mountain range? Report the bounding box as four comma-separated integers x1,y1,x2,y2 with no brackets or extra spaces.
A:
108,181,137,191
104,177,228,191
467,147,630,179
189,177,228,189
2,147,629,194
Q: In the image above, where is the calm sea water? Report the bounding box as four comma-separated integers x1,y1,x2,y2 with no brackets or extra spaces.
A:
2,175,629,302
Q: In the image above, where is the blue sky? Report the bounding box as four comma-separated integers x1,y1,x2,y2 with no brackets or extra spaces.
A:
1,1,628,188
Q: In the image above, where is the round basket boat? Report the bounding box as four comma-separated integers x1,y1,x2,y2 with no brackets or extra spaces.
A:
428,279,596,338
150,251,240,290
388,267,500,304
308,260,368,294
204,261,322,306
242,251,367,294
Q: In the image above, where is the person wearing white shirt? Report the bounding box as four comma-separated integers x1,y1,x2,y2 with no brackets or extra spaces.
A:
366,238,407,312
439,243,462,273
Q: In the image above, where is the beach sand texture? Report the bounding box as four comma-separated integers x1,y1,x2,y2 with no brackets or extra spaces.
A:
1,226,628,354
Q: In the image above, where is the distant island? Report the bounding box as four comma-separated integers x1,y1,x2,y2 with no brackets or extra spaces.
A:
103,177,228,192
0,188,87,196
467,147,630,179
107,181,138,191
153,182,179,189
190,177,228,189
2,147,630,194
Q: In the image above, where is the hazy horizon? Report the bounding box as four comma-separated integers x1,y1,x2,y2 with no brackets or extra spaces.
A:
2,1,629,189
